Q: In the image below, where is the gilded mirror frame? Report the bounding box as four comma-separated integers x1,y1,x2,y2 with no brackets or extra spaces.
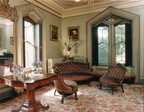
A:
0,0,18,22
0,0,18,63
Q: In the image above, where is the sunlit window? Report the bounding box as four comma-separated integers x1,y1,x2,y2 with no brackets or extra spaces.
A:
24,21,35,67
24,17,41,67
92,15,132,66
115,24,125,64
98,26,108,65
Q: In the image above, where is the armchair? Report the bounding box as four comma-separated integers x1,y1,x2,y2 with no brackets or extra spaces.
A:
54,75,78,104
99,65,126,95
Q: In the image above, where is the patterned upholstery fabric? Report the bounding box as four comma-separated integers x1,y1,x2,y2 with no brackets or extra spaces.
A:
53,61,93,82
53,61,91,74
92,68,136,85
107,66,126,80
92,71,107,77
99,65,127,95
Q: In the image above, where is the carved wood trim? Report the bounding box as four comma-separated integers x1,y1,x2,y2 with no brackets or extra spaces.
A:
0,0,18,22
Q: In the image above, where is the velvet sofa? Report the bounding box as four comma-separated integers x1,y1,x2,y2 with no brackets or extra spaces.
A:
52,61,93,85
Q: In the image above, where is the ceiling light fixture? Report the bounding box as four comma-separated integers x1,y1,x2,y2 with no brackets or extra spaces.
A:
75,0,81,2
88,0,94,7
75,0,95,7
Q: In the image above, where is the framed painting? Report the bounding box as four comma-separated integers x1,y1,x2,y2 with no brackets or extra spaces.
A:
10,37,14,45
50,24,59,41
68,26,79,41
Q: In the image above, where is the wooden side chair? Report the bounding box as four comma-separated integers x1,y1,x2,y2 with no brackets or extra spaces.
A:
99,64,126,95
53,75,78,103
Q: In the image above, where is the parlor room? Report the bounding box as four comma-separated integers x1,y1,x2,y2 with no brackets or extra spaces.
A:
0,0,143,112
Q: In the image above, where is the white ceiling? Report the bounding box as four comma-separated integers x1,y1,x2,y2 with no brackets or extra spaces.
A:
26,0,144,18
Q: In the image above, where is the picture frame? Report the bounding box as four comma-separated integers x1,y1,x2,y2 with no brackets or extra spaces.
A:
10,37,14,45
50,24,59,41
68,26,79,41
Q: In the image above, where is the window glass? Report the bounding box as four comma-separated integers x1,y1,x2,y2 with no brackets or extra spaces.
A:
115,24,125,64
24,21,41,67
92,16,131,66
98,26,108,65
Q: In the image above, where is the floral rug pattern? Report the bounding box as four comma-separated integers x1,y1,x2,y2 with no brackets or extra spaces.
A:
0,81,143,112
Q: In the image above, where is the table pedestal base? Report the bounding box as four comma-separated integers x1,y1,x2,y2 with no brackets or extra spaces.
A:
12,100,49,112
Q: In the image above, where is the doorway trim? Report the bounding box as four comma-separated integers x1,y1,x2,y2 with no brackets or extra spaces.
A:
15,4,47,73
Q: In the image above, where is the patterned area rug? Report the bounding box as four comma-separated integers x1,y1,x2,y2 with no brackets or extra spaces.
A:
0,81,143,112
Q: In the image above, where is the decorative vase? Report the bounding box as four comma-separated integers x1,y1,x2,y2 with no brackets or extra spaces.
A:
35,67,39,73
13,72,22,80
13,72,18,77
67,50,71,59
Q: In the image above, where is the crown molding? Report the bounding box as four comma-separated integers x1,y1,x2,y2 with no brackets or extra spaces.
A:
26,0,144,18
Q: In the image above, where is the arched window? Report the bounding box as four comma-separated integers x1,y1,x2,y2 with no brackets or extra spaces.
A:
92,15,132,66
87,6,139,82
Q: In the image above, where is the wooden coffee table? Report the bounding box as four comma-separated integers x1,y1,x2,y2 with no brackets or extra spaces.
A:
0,73,58,112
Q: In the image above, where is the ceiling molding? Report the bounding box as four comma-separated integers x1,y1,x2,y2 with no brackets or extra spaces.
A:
26,0,144,18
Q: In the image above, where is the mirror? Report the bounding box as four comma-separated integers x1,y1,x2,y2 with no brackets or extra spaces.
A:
0,0,18,65
0,17,13,54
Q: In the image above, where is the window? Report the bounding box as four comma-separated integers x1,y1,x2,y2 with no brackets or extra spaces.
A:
92,15,132,66
115,24,126,64
23,16,42,67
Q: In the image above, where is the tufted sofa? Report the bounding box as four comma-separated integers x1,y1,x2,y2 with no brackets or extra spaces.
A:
52,61,93,85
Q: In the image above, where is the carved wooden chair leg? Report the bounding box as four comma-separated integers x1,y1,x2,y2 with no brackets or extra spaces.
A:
87,80,90,86
99,84,102,89
121,85,124,93
75,92,78,100
112,87,114,95
54,89,56,96
129,78,131,86
61,93,64,104
88,78,92,86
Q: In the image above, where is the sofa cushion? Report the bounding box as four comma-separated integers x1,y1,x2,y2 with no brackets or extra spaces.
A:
124,72,136,79
92,71,136,79
92,71,107,77
53,61,93,82
99,76,121,86
62,73,93,81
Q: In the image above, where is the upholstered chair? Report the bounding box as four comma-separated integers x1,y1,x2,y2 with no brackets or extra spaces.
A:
99,65,126,95
54,75,78,103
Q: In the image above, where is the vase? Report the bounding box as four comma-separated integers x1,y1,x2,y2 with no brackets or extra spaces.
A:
13,72,22,80
67,50,71,59
35,67,39,73
13,72,18,77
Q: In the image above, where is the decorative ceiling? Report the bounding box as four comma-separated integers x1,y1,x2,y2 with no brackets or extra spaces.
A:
52,0,105,9
25,0,144,18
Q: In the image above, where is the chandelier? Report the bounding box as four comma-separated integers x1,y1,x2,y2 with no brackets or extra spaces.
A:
75,0,95,7
88,0,94,6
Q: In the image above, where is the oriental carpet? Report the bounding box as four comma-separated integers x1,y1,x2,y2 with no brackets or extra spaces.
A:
0,81,143,112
